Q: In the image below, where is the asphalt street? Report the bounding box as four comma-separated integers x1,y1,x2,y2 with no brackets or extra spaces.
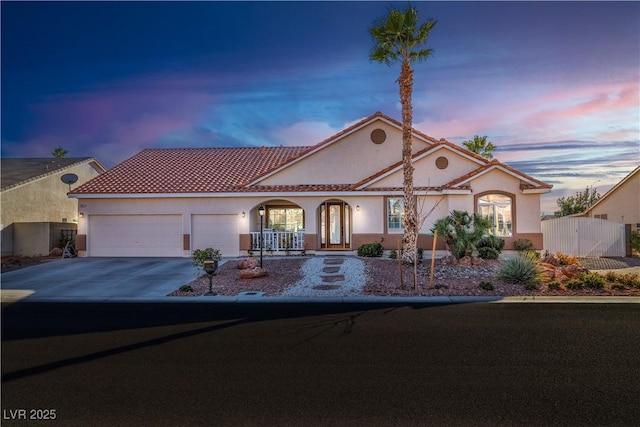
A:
2,301,639,426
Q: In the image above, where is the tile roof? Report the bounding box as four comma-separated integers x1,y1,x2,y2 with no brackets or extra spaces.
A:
1,157,104,191
70,112,552,196
70,147,310,194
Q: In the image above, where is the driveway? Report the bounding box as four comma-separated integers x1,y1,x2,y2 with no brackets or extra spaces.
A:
0,258,195,301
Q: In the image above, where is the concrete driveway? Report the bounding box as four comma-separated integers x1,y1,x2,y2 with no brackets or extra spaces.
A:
1,257,196,301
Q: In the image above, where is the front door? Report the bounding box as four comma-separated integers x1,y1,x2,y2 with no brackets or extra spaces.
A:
320,201,351,249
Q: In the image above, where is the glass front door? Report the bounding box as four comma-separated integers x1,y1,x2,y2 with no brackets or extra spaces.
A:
320,201,351,249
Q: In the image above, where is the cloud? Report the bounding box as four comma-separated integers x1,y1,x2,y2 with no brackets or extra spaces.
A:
270,121,341,146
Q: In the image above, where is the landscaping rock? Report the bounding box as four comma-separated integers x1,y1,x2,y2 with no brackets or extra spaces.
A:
237,258,258,269
49,247,63,257
541,253,559,266
458,256,472,266
471,256,485,266
239,267,268,279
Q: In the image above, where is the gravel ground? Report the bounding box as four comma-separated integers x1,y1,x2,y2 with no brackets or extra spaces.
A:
281,257,366,297
171,256,640,297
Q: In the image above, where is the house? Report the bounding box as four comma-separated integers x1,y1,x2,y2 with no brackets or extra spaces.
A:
1,157,107,256
69,112,552,258
580,165,640,228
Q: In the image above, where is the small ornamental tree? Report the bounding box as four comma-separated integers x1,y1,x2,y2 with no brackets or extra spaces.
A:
554,186,600,216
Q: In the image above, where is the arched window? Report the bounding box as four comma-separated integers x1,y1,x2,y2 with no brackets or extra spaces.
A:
477,194,512,236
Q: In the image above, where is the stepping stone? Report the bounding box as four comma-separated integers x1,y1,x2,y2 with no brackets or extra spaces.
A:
313,284,340,291
322,266,341,274
321,275,345,283
324,258,344,265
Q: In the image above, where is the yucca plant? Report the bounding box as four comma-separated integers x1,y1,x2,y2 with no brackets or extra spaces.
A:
498,252,542,286
432,210,492,259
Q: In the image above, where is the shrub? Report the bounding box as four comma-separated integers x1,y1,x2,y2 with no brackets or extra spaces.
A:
566,279,584,290
479,281,494,291
513,238,535,252
580,272,605,289
389,249,398,259
477,235,504,260
547,281,561,290
433,210,491,259
631,230,640,255
616,273,640,288
179,285,194,292
604,271,618,282
358,242,384,257
498,252,542,286
611,283,626,291
192,247,222,269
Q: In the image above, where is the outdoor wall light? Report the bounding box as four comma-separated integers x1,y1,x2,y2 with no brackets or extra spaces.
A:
79,213,85,218
356,205,360,212
242,211,246,218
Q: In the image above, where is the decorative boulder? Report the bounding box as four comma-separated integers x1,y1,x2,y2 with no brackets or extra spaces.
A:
237,258,258,269
440,255,458,265
539,263,557,282
49,247,63,257
471,256,485,266
458,256,472,266
541,253,560,266
239,267,268,279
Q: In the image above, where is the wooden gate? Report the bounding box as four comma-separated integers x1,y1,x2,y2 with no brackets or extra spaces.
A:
541,217,625,257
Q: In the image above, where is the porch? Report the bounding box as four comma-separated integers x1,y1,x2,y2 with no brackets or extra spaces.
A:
250,229,306,253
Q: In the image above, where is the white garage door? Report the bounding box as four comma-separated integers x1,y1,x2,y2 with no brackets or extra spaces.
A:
89,215,183,257
191,214,239,257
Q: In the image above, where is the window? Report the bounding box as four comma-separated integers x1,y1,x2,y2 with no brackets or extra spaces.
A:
478,194,512,236
387,198,404,231
267,207,304,231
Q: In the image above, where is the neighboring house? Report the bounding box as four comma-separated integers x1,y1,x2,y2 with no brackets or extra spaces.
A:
580,165,640,227
1,157,107,256
69,112,552,258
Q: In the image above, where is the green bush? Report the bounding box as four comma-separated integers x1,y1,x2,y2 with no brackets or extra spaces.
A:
479,281,494,291
476,235,505,259
580,272,605,289
547,281,561,290
389,249,398,259
498,252,542,286
631,230,640,254
192,247,222,269
616,273,640,288
179,285,194,292
611,283,626,291
357,242,384,257
566,279,584,290
513,238,535,252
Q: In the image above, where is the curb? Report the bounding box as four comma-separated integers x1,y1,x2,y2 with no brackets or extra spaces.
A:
3,291,639,305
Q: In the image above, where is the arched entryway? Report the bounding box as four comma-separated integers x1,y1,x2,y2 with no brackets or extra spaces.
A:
319,200,351,250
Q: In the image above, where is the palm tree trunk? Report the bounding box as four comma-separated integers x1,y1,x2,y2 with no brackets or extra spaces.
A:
399,58,417,264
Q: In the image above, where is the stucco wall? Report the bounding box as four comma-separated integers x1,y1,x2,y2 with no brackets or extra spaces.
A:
1,161,102,255
259,121,433,186
588,171,640,224
373,149,481,188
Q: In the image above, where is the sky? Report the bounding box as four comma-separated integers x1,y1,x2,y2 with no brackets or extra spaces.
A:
1,1,638,214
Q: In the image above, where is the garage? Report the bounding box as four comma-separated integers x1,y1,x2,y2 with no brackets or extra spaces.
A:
191,214,239,257
88,215,183,257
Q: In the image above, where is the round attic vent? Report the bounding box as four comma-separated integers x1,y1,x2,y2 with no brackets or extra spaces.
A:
370,128,386,144
435,156,449,169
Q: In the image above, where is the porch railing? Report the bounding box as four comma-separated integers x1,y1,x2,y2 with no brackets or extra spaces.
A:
250,229,305,253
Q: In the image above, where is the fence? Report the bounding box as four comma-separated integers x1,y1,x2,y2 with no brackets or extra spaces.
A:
541,217,625,257
250,229,305,253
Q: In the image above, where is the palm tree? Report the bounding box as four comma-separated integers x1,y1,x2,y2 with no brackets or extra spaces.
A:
370,5,437,262
52,147,68,158
463,135,495,159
